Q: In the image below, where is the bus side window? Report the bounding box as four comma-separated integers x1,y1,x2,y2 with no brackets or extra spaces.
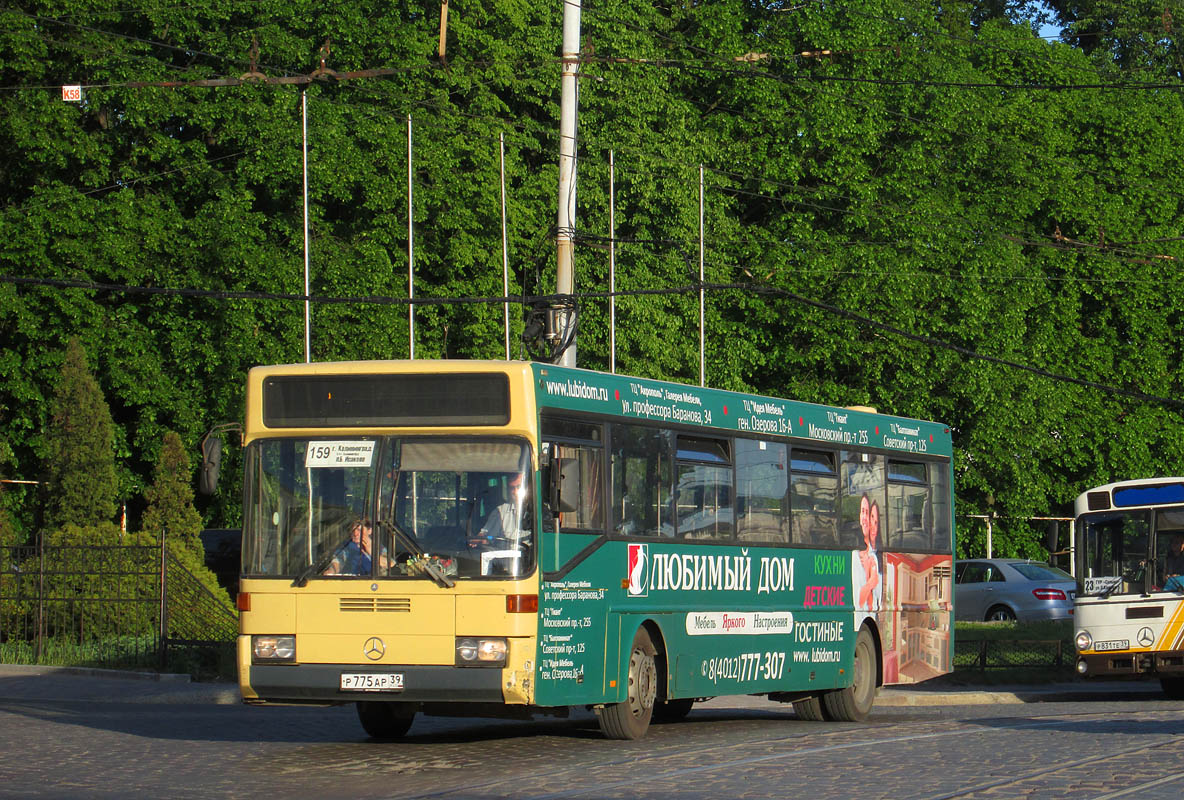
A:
610,424,674,537
675,436,733,541
541,416,606,534
790,448,838,546
736,439,789,544
550,443,605,532
888,460,930,552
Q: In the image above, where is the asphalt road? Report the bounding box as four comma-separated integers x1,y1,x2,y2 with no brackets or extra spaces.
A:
0,665,1180,800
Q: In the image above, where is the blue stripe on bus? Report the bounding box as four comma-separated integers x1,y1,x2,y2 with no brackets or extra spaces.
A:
1112,483,1184,507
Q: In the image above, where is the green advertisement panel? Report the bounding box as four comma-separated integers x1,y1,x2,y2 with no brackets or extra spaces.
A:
532,364,953,459
533,540,861,707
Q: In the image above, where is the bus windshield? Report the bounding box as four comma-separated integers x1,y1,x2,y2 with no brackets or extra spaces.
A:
1079,510,1150,596
243,437,534,581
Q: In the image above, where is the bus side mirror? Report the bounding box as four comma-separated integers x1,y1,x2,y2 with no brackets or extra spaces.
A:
198,434,223,495
557,458,579,513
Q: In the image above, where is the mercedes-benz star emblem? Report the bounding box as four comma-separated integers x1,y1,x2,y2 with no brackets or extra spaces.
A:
1137,627,1155,648
363,637,385,661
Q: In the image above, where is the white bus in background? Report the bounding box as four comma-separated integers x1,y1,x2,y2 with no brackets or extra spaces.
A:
1073,478,1184,698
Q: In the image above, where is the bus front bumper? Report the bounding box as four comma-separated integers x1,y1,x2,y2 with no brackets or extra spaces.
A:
1076,650,1184,678
245,663,505,704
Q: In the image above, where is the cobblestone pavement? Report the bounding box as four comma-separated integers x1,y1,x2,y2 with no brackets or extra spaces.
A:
0,666,1181,800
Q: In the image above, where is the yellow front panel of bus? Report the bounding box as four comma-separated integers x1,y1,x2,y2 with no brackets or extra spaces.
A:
240,578,539,667
297,634,455,664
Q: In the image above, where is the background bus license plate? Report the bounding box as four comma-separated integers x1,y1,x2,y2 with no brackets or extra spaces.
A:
1093,640,1129,652
340,673,404,691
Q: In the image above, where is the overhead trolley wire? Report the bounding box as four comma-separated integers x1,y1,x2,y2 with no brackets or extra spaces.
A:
2,272,1180,409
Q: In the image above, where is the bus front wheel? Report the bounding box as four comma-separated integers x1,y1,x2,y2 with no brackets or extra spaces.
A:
599,627,658,740
356,701,416,740
821,626,877,722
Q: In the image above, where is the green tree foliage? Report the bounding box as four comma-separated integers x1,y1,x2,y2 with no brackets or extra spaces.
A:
1,1,1183,559
42,338,119,530
142,431,204,558
1047,0,1184,75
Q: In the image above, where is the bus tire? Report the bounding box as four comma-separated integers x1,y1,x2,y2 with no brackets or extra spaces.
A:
356,701,416,740
822,626,877,722
792,696,827,721
599,627,658,740
653,698,695,722
1161,677,1184,700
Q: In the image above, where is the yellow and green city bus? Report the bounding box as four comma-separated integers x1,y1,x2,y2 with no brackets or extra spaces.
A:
236,360,954,739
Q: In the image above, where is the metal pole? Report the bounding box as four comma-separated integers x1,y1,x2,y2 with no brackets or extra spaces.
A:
500,132,510,360
158,529,167,669
555,0,581,367
36,530,44,662
302,90,311,363
986,514,993,559
609,149,616,374
1069,519,1076,577
408,113,415,359
699,164,705,387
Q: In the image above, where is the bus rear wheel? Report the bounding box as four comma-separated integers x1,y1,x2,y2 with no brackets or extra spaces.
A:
792,695,827,721
599,627,658,740
821,626,877,722
356,701,416,740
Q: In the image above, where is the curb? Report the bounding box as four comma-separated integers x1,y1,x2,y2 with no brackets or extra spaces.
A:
0,663,193,682
877,684,1166,706
0,663,242,705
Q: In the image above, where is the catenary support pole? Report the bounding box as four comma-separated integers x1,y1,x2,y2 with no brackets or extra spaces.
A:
555,0,581,367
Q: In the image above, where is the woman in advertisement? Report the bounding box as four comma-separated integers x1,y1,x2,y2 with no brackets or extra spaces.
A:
854,493,882,611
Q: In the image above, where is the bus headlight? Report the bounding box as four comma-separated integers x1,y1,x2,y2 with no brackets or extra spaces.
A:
253,635,296,662
455,637,507,667
1075,631,1092,652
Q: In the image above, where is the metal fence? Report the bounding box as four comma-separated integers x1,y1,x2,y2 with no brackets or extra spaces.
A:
0,540,237,678
954,638,1071,672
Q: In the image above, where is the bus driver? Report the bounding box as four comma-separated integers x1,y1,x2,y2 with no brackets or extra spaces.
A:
1164,534,1184,589
470,472,526,549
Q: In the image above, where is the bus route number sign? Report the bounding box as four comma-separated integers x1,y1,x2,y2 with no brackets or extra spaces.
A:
305,440,376,469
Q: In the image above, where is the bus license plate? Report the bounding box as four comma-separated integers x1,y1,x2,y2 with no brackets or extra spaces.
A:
340,673,404,691
1093,640,1129,652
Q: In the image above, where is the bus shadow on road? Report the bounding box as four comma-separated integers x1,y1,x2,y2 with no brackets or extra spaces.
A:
0,692,824,746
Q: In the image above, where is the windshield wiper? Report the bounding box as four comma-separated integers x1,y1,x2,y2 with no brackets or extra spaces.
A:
420,558,456,588
292,548,337,588
376,519,455,588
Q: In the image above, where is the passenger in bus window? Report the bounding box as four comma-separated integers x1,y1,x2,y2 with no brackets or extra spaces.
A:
1164,534,1184,585
324,518,387,575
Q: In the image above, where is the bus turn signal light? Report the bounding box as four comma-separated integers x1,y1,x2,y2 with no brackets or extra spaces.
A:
507,594,538,613
236,592,250,612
